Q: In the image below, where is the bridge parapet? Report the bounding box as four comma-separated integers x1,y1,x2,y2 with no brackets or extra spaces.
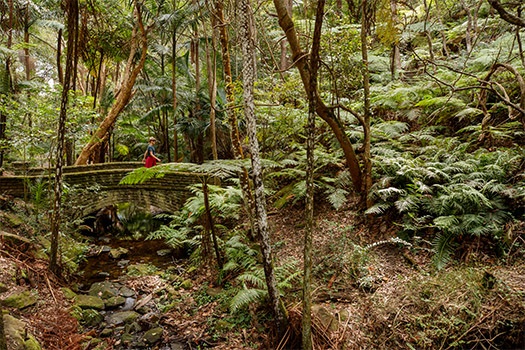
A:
0,163,206,217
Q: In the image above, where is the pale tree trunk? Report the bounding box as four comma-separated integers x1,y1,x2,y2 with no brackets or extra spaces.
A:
273,0,362,191
390,0,401,79
172,20,179,162
214,0,257,237
361,0,372,206
239,0,287,331
50,0,78,275
75,1,148,165
302,0,323,346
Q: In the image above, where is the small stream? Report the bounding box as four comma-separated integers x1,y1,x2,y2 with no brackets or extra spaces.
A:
78,237,182,285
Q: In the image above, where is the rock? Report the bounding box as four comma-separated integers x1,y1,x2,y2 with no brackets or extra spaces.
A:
143,327,163,344
80,309,104,327
4,314,25,350
338,309,350,322
61,287,77,300
156,249,172,257
119,286,136,298
312,305,339,332
109,247,129,259
100,328,113,337
127,263,159,277
206,287,222,297
124,321,143,333
75,294,105,310
89,281,119,299
180,279,192,290
120,297,136,311
105,296,126,309
24,334,41,350
2,290,38,309
117,259,130,268
0,282,8,293
106,311,140,326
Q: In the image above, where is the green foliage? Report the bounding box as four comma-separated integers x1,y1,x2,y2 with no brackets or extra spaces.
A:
368,131,524,268
230,260,301,313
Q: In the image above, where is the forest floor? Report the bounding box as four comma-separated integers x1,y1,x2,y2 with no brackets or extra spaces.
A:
1,196,524,349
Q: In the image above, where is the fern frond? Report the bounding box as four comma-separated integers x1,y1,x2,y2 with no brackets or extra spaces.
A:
230,287,267,313
432,230,457,270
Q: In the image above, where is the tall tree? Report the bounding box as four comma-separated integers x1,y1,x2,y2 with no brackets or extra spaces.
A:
239,0,287,331
272,0,362,191
74,0,149,165
302,0,323,345
49,0,78,275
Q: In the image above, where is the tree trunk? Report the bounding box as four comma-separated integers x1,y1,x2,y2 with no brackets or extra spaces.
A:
215,0,257,237
172,21,179,162
206,27,218,160
361,0,372,206
273,0,362,191
239,0,287,331
1,0,14,168
302,0,323,346
50,0,78,275
390,0,401,79
74,2,148,165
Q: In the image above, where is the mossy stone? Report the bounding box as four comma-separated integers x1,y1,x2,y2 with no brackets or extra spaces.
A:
61,287,77,300
105,296,126,308
143,327,163,344
180,279,192,290
24,335,42,350
0,282,8,293
75,294,105,310
4,314,25,350
88,281,119,300
80,309,104,327
2,291,38,309
106,311,140,326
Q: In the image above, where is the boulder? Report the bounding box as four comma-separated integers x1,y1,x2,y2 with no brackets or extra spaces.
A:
75,294,105,310
106,311,140,326
88,281,119,300
2,291,38,309
143,327,163,344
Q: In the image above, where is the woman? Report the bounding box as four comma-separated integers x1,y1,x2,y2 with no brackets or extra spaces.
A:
143,137,161,168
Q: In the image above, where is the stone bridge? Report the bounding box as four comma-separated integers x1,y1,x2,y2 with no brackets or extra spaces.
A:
0,162,207,219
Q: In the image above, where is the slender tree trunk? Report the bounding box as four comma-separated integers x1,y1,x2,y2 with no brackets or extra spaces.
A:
214,0,257,236
302,0,323,346
75,2,148,165
203,178,223,268
57,29,64,85
361,0,372,206
172,19,179,162
1,0,14,168
390,0,401,79
50,0,78,275
239,0,286,331
273,0,362,190
423,0,435,61
206,29,219,160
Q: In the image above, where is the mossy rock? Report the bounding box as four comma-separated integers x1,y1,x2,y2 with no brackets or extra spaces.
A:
75,294,105,310
0,282,8,293
2,291,38,310
80,309,104,327
4,314,25,350
24,334,42,350
180,279,193,290
105,296,126,309
106,311,140,326
126,263,159,277
143,327,163,344
88,281,119,300
61,287,77,300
